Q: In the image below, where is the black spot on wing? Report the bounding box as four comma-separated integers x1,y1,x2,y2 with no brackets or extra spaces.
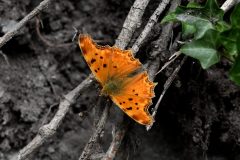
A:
91,58,96,64
126,107,132,110
128,98,133,101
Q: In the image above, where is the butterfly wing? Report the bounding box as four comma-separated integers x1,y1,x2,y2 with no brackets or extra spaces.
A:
79,34,112,85
79,35,142,83
109,47,141,78
110,72,155,125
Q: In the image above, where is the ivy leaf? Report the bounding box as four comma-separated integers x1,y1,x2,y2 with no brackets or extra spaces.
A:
180,40,220,69
187,2,203,8
161,12,177,24
176,14,214,39
204,0,224,19
220,28,240,58
230,56,240,85
161,7,184,23
237,33,240,53
215,21,231,32
201,29,220,47
182,22,196,39
230,3,240,28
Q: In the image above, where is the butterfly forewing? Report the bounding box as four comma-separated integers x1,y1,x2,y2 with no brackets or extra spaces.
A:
79,35,112,85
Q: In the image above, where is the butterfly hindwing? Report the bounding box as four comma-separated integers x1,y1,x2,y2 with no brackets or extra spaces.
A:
110,72,155,125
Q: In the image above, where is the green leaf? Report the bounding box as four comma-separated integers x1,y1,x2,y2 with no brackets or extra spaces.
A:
187,2,203,9
180,40,220,69
230,56,240,85
215,21,231,32
230,3,240,28
201,29,220,47
220,28,240,58
182,22,196,39
161,7,185,24
176,14,214,39
204,0,224,19
161,12,177,24
237,34,240,53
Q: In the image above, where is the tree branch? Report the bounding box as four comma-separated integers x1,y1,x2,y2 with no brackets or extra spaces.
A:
132,0,171,54
221,0,238,12
0,0,54,49
115,0,151,49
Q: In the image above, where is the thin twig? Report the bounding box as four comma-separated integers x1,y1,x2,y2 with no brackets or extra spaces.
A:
35,18,72,48
221,0,238,12
155,51,182,75
131,0,171,54
0,50,10,66
18,75,94,160
40,102,59,126
0,0,54,49
79,102,110,160
35,18,54,47
115,0,151,49
147,56,187,131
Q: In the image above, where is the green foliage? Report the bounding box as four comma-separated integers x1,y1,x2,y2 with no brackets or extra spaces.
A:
162,0,240,85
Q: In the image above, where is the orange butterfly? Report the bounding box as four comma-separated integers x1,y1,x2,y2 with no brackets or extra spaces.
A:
78,34,155,125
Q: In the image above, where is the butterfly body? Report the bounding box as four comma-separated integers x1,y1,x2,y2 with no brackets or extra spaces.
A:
79,34,155,125
101,78,124,95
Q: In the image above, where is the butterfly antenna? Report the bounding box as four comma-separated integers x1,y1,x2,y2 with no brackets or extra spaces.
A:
72,26,79,42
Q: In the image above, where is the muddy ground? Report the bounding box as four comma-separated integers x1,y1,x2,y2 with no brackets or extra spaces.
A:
0,0,240,160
